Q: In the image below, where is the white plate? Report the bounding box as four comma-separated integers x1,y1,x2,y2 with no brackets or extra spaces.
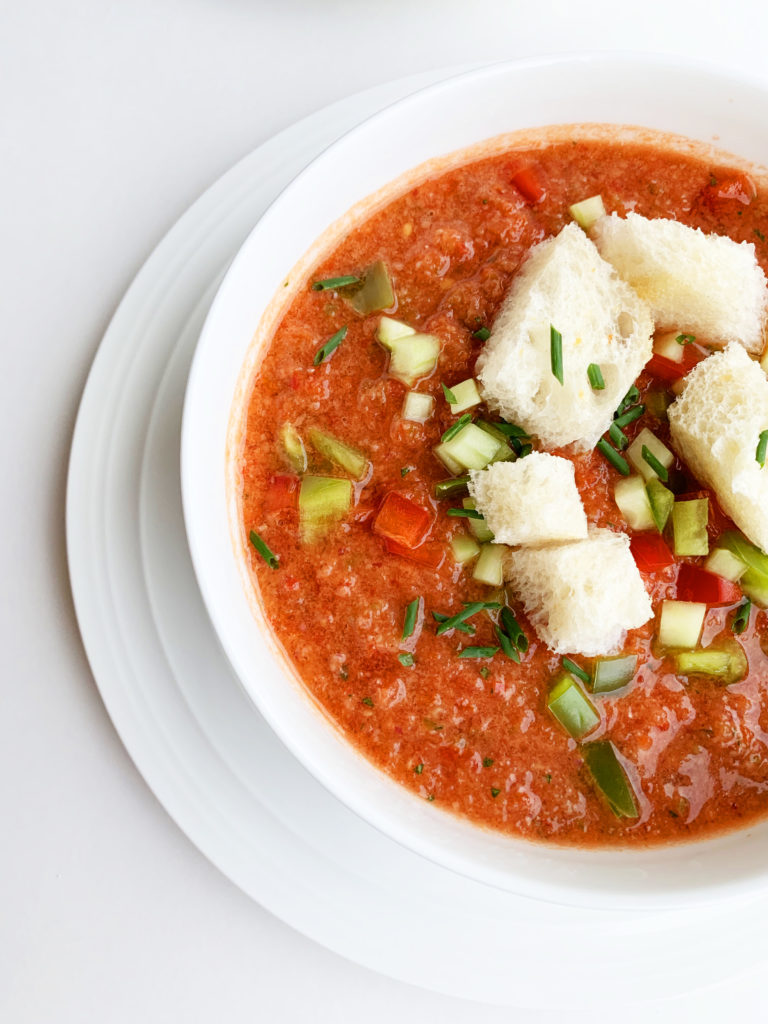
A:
67,64,768,1009
183,53,768,908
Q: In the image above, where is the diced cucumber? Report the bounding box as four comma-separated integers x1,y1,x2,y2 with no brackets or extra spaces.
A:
705,547,748,583
402,391,434,423
582,741,639,818
475,421,515,462
547,675,600,739
614,475,655,531
472,542,506,586
627,427,674,482
646,478,674,533
448,378,482,414
718,531,768,576
437,422,502,471
280,422,307,473
657,599,706,649
299,476,352,541
645,390,672,422
671,498,709,557
377,316,415,346
676,643,747,685
653,331,686,363
591,655,637,693
451,533,480,564
307,428,368,479
434,443,464,476
462,498,494,542
568,194,606,230
345,261,394,315
741,570,768,608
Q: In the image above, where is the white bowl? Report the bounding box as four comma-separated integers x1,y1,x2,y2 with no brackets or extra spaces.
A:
182,53,768,909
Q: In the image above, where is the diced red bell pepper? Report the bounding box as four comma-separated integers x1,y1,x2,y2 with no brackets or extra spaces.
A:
646,345,707,383
372,492,432,549
630,533,676,571
698,172,756,214
383,538,445,571
676,563,742,605
511,167,546,204
264,474,298,512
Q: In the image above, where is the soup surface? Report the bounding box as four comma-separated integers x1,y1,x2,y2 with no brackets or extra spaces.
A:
238,131,768,846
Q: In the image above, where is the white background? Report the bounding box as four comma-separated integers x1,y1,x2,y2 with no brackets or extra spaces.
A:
3,2,768,1021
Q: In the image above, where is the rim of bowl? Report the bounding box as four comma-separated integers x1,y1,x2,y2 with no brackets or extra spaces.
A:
181,51,768,910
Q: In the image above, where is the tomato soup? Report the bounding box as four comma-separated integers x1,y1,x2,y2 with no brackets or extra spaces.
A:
237,132,768,846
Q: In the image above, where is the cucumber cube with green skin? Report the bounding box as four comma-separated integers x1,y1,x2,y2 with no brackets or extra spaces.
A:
462,498,494,542
657,599,706,649
718,531,768,606
547,675,600,739
705,547,748,583
591,655,638,693
447,379,483,414
627,427,674,482
307,428,368,479
568,194,606,230
299,476,352,541
582,741,639,818
438,422,502,471
451,533,480,564
614,475,655,531
472,543,506,586
646,478,674,533
671,498,709,556
676,643,747,685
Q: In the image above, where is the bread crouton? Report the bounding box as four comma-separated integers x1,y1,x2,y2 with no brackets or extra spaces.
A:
468,453,587,546
593,212,768,354
668,344,768,552
476,223,653,450
504,528,653,656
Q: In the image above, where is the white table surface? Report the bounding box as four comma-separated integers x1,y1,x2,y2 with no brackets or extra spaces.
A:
4,2,768,1020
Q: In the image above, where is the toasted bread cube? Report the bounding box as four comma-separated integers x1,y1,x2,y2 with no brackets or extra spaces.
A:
503,528,653,656
668,344,768,552
468,453,587,547
476,223,653,450
593,212,768,354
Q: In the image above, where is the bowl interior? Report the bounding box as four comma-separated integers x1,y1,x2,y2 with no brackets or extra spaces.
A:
182,53,768,909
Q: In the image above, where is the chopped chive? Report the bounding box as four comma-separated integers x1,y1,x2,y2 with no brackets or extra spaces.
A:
756,430,768,468
414,762,424,774
587,363,605,390
473,326,491,341
402,598,420,639
433,611,475,635
400,465,413,477
756,228,766,242
642,444,669,481
616,386,640,417
441,413,472,443
398,652,415,667
733,599,752,634
442,382,458,403
427,794,435,801
500,607,528,652
676,333,696,345
434,476,471,500
447,507,484,520
459,646,499,659
313,325,347,365
491,787,501,798
613,404,645,429
361,696,374,707
479,666,491,679
492,421,530,438
495,625,520,662
550,324,564,385
516,442,533,458
483,757,494,767
596,438,630,475
609,421,628,450
562,657,590,685
311,275,361,291
435,601,500,635
249,530,279,569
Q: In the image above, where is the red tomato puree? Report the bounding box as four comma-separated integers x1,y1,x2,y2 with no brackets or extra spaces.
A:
238,133,768,846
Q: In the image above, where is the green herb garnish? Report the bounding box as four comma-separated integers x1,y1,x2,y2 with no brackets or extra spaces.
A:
311,275,361,291
755,228,766,242
414,762,424,774
435,601,500,636
446,507,484,520
398,652,415,667
550,324,564,385
473,326,491,341
434,476,471,500
433,611,475,635
562,657,590,685
479,666,490,679
495,626,520,662
676,333,696,345
402,598,420,639
757,430,768,468
642,444,669,481
442,382,458,404
400,465,413,477
249,530,279,569
491,421,530,439
313,325,347,365
733,599,752,634
596,438,630,476
609,421,628,450
613,404,645,429
491,787,501,798
441,413,472,443
459,646,499,659
587,363,605,390
361,696,374,707
616,386,640,417
483,757,494,767
501,606,528,652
